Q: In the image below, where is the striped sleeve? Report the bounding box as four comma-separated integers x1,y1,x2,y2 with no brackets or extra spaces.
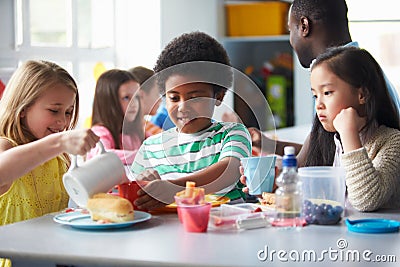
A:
129,123,252,180
219,122,251,160
130,145,146,178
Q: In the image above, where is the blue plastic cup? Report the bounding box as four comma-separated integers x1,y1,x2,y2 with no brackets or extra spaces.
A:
241,155,276,195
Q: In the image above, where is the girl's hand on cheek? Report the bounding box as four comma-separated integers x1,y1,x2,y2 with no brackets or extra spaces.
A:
333,107,366,152
333,107,366,136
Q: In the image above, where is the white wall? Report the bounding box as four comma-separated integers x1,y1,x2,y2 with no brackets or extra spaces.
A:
160,0,223,46
159,0,236,122
347,0,400,96
0,1,17,68
115,0,161,70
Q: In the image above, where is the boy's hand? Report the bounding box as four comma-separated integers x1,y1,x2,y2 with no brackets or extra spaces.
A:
135,169,182,210
239,164,279,196
239,165,249,194
135,179,181,211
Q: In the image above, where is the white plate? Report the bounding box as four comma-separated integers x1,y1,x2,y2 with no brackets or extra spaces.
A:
53,211,151,230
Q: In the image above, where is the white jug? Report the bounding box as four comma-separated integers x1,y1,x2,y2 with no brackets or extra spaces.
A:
63,141,125,207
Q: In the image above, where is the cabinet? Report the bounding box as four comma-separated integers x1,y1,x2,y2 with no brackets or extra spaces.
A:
160,0,313,130
221,1,313,130
223,35,294,130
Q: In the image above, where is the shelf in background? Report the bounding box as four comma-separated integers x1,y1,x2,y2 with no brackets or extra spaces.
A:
221,35,294,130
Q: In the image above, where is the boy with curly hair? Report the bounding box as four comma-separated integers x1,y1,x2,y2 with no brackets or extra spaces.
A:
130,32,251,210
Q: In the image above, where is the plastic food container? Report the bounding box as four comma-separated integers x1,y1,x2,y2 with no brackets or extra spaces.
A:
209,203,275,230
178,203,211,233
299,167,346,225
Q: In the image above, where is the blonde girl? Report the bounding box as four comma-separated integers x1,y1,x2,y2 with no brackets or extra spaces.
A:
0,60,99,226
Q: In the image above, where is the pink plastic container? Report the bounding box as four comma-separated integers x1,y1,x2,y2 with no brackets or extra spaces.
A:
178,203,211,233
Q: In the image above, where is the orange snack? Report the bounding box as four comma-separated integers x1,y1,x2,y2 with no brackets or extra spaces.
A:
185,181,196,198
176,181,205,205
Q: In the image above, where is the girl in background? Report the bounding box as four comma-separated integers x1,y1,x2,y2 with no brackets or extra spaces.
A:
87,69,144,165
128,65,163,137
303,46,400,211
0,60,99,224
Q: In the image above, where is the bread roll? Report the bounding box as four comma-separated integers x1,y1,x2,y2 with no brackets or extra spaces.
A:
87,193,134,223
260,192,276,208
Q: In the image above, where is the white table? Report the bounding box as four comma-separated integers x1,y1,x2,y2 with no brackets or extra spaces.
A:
267,124,312,144
0,203,399,267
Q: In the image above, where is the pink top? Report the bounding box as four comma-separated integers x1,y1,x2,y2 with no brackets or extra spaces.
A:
87,125,142,165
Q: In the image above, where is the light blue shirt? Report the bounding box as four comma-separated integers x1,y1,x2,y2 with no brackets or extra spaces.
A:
150,100,175,130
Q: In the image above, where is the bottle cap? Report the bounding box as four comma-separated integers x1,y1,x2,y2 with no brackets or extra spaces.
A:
284,146,295,155
282,146,296,167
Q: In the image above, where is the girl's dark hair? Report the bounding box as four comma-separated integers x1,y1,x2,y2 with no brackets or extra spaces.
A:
305,46,399,166
305,116,336,166
91,69,143,149
128,66,154,85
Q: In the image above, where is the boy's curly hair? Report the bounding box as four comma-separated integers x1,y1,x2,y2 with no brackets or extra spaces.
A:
154,31,232,95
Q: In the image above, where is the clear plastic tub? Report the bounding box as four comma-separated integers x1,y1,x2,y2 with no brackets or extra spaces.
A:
209,203,275,230
299,167,346,225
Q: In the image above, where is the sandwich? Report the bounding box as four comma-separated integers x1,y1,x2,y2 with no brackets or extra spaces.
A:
259,192,275,208
86,193,134,223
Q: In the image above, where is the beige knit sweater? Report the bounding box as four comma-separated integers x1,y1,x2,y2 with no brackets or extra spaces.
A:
341,125,400,211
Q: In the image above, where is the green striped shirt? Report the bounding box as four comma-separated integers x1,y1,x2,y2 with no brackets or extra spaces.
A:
130,122,251,188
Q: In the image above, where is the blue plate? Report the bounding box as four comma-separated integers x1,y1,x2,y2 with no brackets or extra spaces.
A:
53,210,151,230
345,218,400,233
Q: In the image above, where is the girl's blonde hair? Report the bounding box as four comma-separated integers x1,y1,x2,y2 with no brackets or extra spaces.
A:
0,60,79,145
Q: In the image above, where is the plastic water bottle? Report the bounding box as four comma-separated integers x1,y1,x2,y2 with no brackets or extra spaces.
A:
273,146,303,228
